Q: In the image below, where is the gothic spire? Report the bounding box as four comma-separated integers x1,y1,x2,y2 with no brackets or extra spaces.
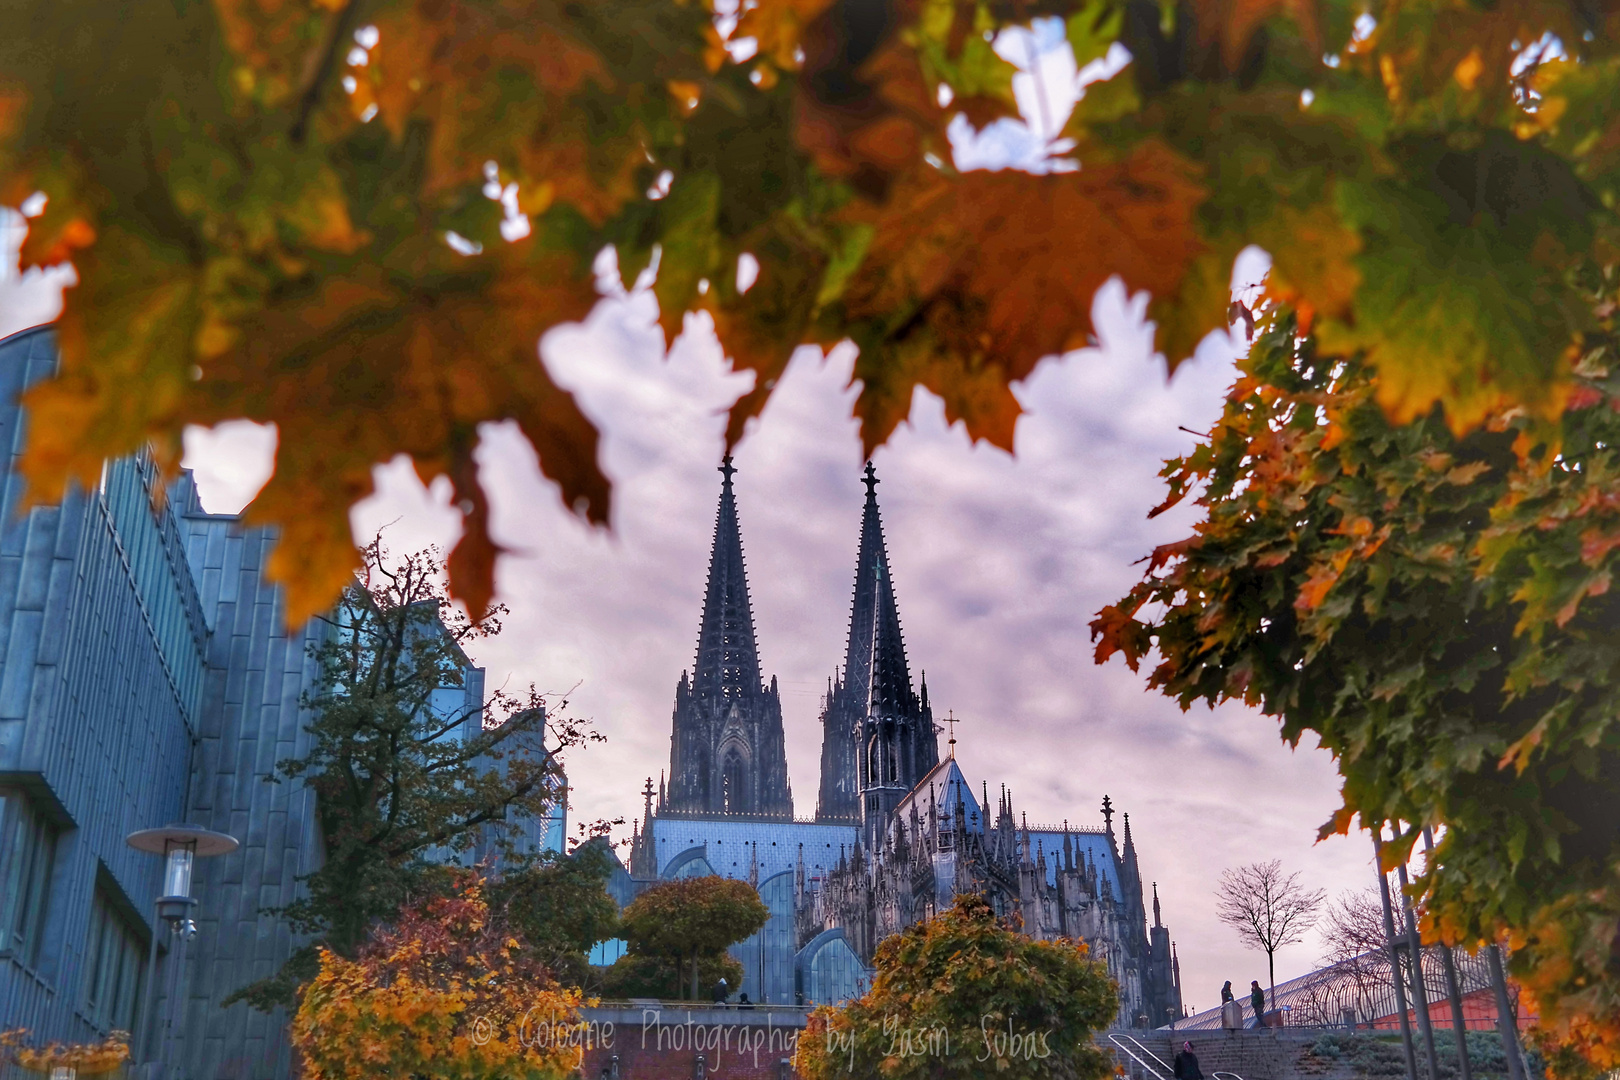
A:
844,462,916,717
692,456,762,701
665,457,793,819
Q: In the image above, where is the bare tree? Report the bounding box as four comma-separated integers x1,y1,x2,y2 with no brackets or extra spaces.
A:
1320,886,1398,1023
1215,860,1327,1009
1323,886,1395,960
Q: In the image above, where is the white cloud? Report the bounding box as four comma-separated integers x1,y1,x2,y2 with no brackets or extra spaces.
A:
182,420,279,514
0,208,76,341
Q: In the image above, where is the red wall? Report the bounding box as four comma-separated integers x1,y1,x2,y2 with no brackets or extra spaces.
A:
1369,987,1537,1032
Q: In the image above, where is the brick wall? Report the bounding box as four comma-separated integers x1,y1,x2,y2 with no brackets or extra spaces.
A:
579,1005,808,1080
1105,1028,1365,1080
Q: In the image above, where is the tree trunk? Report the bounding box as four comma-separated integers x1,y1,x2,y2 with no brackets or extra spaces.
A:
690,948,700,1002
1268,951,1275,1020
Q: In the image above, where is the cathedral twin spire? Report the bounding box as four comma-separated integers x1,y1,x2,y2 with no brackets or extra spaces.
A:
690,458,762,703
664,457,793,820
818,462,938,838
843,463,922,723
666,456,937,827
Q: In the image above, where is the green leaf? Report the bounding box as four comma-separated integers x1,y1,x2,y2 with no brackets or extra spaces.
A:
1067,0,1123,70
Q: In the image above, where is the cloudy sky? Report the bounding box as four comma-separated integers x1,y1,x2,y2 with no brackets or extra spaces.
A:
0,19,1388,1015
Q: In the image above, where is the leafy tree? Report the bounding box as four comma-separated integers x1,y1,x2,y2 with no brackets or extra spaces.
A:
1215,859,1327,1007
615,876,767,1000
4,0,1618,623
491,837,623,990
291,871,585,1080
1092,294,1620,1074
795,893,1117,1080
232,539,600,1009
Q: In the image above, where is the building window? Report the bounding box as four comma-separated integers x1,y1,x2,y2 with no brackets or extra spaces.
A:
83,878,147,1033
0,790,60,967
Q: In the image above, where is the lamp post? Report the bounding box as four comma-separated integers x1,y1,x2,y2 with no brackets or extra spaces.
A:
125,825,238,1080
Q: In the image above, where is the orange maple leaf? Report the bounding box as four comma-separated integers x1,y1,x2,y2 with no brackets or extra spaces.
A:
839,144,1206,450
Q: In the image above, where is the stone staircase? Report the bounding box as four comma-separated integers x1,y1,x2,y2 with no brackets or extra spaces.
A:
1101,1030,1364,1080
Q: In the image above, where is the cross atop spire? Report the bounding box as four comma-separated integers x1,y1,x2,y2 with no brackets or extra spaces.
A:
862,460,879,496
1101,795,1114,832
720,455,737,487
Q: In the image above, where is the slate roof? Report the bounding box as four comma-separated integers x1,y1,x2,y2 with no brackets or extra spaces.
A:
652,816,859,884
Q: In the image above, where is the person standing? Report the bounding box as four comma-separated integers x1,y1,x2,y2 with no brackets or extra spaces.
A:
1250,980,1266,1028
1174,1042,1204,1080
1221,981,1234,1005
711,976,730,1005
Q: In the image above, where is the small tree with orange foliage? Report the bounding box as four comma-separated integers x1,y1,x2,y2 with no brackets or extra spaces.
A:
0,1029,129,1077
291,872,587,1080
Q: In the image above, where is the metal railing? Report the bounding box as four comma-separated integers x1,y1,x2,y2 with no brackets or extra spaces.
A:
1109,1033,1174,1080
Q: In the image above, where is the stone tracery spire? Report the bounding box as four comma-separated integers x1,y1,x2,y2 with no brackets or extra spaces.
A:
848,462,920,722
818,461,938,832
664,457,792,819
692,456,761,701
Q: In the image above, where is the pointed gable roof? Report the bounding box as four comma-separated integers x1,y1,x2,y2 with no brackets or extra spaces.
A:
692,457,762,701
892,755,980,835
844,462,917,717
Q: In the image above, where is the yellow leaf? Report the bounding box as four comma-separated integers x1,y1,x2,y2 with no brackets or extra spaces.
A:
1453,48,1485,91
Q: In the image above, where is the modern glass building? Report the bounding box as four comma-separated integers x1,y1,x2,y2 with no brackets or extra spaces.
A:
0,326,561,1078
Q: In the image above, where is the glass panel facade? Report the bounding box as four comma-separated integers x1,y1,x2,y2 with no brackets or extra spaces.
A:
83,881,146,1033
100,456,207,724
799,931,868,1007
0,791,59,966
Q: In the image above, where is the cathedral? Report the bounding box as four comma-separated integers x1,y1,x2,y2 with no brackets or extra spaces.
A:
621,459,1184,1026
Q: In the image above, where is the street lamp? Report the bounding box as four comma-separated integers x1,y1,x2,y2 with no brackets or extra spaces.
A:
126,825,239,1080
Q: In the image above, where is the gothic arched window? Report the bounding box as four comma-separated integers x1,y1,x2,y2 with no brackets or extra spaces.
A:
722,749,747,814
